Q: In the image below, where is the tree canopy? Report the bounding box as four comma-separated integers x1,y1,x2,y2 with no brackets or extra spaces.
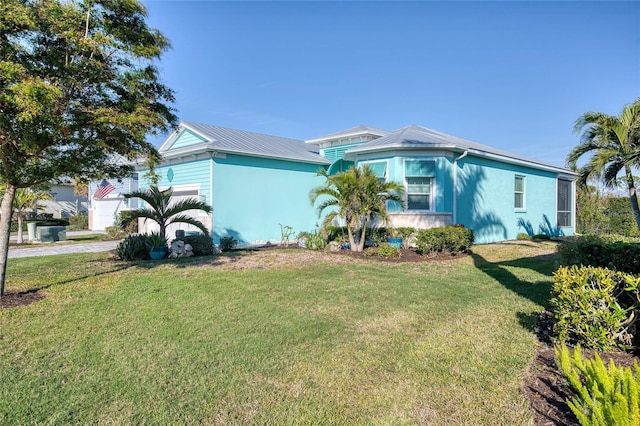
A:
0,0,177,296
310,165,405,252
567,98,640,231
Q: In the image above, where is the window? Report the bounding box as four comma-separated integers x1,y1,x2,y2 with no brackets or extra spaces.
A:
514,176,525,209
364,161,387,183
557,179,572,227
405,160,435,211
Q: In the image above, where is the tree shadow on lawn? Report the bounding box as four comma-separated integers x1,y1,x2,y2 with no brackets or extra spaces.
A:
1,260,136,309
470,251,557,333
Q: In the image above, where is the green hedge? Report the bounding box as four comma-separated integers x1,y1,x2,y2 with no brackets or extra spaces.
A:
415,225,474,255
558,235,640,274
605,196,640,237
551,265,640,351
181,234,214,256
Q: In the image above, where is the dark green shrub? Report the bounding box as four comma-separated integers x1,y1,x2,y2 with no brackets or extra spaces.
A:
551,265,640,351
219,236,237,252
415,226,474,255
182,234,214,256
68,213,88,229
533,233,551,240
605,196,640,237
116,234,150,261
324,226,348,242
557,235,640,274
555,344,640,426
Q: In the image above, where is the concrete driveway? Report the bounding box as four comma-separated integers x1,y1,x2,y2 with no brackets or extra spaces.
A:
8,231,119,259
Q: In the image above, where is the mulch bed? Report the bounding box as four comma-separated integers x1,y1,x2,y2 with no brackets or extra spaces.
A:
0,289,46,309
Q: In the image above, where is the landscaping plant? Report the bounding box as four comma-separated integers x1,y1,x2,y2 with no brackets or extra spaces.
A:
181,234,214,256
415,225,474,256
116,235,150,261
555,344,640,426
219,236,237,252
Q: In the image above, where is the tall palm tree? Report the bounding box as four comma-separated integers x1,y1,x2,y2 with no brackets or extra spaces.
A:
123,186,212,239
12,188,52,244
310,164,405,252
568,98,640,231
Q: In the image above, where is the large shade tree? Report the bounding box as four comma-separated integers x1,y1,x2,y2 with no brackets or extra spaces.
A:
310,164,405,252
0,0,177,296
567,98,640,231
123,186,213,240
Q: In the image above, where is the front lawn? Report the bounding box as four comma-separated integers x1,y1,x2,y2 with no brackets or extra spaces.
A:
0,242,557,424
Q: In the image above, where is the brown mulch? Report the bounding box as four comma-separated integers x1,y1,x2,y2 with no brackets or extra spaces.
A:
523,309,640,425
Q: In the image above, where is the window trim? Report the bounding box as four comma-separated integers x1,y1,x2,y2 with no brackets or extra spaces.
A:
403,159,435,212
514,175,525,210
557,178,572,228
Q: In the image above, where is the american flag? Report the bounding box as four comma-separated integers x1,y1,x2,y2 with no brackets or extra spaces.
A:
93,180,115,199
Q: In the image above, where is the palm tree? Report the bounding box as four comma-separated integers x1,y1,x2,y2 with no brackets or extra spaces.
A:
0,187,52,244
123,186,212,239
310,164,405,252
568,98,640,231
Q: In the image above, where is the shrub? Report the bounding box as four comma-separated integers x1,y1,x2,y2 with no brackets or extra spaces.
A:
415,226,474,255
303,230,327,251
557,235,640,274
105,226,125,240
551,266,640,351
605,196,640,237
517,233,532,241
376,242,401,258
324,226,348,243
555,343,640,425
67,213,88,230
219,236,237,252
533,233,551,240
117,210,138,235
181,234,214,256
116,234,150,261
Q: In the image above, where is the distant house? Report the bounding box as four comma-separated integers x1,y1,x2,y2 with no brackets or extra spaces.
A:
90,122,576,244
40,178,88,219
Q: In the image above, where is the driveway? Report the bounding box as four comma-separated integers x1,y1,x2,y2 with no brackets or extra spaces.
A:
8,231,119,259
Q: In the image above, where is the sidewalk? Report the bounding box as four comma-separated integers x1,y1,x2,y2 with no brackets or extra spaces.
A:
8,230,119,259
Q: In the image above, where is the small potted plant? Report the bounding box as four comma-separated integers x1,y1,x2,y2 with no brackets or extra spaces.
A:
146,232,168,260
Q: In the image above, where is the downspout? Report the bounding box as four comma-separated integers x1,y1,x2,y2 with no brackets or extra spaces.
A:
452,150,468,225
209,152,214,238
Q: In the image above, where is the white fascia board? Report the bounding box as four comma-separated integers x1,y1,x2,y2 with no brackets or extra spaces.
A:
347,144,575,176
157,122,212,153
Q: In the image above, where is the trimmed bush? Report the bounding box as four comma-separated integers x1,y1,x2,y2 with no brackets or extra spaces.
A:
219,236,237,252
181,234,214,256
558,235,640,274
375,242,401,258
551,266,640,351
116,234,150,261
555,344,640,425
415,225,474,256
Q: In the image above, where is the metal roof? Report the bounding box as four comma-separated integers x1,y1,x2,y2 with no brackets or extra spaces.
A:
164,122,330,164
346,125,575,175
306,125,390,144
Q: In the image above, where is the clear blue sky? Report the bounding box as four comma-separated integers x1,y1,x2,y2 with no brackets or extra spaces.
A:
142,1,640,167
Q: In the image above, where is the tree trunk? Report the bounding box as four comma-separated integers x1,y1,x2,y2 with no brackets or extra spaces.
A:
356,221,368,252
0,185,16,297
625,168,640,231
16,215,23,244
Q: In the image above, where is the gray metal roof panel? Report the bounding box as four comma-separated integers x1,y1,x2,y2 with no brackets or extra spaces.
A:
170,122,329,164
346,125,574,174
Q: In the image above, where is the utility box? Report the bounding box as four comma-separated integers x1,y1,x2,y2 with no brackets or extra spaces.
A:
36,226,67,242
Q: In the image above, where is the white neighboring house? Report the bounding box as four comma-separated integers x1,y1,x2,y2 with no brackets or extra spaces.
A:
88,175,139,231
40,177,88,218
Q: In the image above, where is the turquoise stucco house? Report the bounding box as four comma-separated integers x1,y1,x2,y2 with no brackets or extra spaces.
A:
92,121,576,245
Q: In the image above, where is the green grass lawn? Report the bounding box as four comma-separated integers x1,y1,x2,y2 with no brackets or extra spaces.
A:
0,242,558,424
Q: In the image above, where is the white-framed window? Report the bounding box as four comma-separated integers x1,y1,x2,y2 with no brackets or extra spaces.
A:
405,160,435,211
557,179,572,227
514,175,525,209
